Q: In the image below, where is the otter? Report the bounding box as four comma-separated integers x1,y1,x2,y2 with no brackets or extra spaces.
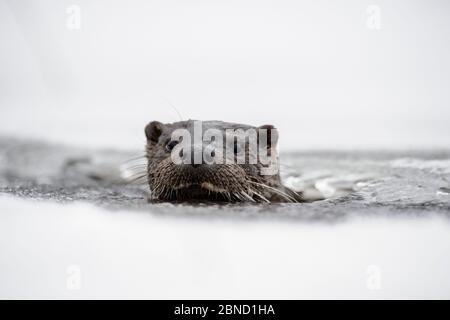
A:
145,120,302,203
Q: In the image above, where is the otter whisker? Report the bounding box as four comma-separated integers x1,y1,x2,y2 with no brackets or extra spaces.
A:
122,155,147,165
121,164,147,170
120,165,147,178
250,189,271,203
125,174,148,185
161,96,184,121
264,187,297,203
250,181,298,203
125,172,147,179
240,191,256,202
233,192,244,202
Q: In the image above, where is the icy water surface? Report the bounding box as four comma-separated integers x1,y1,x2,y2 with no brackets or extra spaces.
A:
0,137,449,220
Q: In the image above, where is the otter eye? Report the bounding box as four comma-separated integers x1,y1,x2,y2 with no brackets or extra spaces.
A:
166,140,179,152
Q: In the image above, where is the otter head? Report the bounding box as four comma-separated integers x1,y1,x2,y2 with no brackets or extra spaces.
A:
145,120,301,203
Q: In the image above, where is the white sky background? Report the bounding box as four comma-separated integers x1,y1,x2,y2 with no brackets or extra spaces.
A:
1,0,449,150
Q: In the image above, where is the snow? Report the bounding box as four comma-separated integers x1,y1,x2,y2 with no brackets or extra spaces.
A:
1,195,450,299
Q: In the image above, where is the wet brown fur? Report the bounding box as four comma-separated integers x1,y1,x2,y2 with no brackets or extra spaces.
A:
145,120,302,203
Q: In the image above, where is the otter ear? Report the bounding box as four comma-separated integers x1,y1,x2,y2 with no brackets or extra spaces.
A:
257,124,278,148
145,121,165,143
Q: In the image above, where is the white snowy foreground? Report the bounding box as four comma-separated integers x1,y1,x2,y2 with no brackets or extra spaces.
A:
1,195,450,299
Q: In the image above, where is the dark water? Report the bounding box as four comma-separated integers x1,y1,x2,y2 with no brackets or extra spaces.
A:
1,137,449,221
